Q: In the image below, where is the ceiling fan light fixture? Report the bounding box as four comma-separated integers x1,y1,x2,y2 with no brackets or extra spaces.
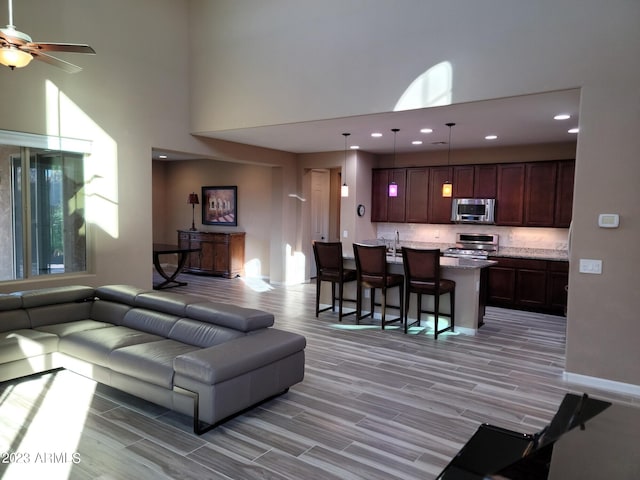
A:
0,44,32,69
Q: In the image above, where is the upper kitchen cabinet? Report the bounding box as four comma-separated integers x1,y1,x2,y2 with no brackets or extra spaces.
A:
453,164,497,199
554,160,575,227
428,166,453,224
453,165,474,198
405,168,430,223
371,168,406,222
496,163,526,225
524,162,557,226
473,164,497,198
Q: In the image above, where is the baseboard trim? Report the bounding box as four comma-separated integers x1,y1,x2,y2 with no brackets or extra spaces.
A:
563,371,640,398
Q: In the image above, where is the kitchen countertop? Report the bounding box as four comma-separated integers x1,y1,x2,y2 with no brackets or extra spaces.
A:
360,240,568,262
491,247,568,261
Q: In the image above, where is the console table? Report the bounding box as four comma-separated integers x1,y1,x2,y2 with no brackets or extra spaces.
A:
152,243,200,289
177,230,245,278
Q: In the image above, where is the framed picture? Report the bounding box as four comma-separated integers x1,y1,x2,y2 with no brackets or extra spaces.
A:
202,186,237,226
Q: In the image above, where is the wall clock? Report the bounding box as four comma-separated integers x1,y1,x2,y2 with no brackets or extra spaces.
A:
357,204,366,217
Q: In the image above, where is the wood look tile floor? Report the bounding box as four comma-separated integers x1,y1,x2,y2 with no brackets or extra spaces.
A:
1,273,639,479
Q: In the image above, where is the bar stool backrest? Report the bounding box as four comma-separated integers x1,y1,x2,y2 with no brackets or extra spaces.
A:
313,241,344,275
353,244,388,280
402,248,441,283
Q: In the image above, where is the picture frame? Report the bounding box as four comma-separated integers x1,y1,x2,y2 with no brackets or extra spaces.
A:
202,186,238,226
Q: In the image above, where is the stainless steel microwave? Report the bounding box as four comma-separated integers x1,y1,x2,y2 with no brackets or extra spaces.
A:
451,198,496,224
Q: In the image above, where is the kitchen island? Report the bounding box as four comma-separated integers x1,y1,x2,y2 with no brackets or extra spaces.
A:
328,253,496,335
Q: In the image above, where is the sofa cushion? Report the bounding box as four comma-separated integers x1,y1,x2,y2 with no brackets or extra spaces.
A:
95,285,147,306
168,318,244,348
27,302,94,328
91,300,132,326
109,339,200,389
59,326,164,367
36,320,113,337
134,291,207,317
16,285,95,308
121,308,180,337
0,294,23,311
185,302,274,332
0,309,30,332
0,329,59,363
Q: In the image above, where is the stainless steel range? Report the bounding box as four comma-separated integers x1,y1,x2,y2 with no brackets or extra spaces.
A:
443,233,499,259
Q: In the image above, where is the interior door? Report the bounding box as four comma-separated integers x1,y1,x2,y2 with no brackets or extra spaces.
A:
310,169,330,277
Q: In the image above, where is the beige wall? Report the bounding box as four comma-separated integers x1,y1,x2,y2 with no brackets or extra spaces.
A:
190,0,640,388
0,2,637,388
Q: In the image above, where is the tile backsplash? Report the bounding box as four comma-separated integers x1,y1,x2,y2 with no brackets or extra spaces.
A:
376,223,569,251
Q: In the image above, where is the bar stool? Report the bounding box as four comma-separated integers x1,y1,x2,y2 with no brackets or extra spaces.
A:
353,243,404,330
312,241,357,322
401,247,455,338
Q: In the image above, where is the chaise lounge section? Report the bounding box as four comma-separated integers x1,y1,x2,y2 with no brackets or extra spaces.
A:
0,284,306,434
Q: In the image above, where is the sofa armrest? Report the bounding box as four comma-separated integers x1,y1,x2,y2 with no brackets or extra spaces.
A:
173,328,306,385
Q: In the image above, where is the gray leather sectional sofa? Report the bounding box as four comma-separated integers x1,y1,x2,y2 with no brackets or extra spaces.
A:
0,284,306,434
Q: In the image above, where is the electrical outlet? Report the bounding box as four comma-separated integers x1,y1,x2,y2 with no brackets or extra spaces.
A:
579,259,602,274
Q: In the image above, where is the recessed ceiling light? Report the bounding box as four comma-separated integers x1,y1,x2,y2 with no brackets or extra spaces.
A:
371,132,383,138
420,128,433,134
412,140,423,145
554,114,571,120
485,135,498,140
158,155,168,159
568,127,579,134
350,145,360,149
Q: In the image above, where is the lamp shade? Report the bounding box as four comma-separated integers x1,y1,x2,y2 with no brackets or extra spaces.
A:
188,193,199,205
341,184,349,197
388,182,398,197
0,46,32,69
442,182,453,198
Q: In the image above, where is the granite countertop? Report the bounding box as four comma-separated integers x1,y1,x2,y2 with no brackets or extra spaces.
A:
491,247,568,261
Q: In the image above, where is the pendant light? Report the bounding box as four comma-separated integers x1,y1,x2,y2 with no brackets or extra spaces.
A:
388,128,399,197
442,122,455,197
341,132,350,197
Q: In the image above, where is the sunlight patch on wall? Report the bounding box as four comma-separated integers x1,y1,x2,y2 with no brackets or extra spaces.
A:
285,244,306,285
46,80,119,238
394,61,453,111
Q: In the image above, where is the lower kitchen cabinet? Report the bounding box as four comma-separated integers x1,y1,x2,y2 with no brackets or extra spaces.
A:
487,257,568,315
178,230,245,278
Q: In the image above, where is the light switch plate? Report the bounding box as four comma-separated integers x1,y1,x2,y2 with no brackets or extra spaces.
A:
579,259,602,274
598,214,619,228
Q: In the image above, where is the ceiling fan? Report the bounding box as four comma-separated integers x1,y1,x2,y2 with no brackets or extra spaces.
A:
0,0,95,73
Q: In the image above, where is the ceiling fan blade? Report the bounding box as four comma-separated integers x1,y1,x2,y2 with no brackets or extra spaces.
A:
25,42,95,54
31,51,83,73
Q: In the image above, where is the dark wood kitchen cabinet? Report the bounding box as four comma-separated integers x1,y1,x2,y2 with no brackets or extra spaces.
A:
178,230,245,278
524,162,557,226
453,165,475,198
496,163,525,225
371,168,406,222
428,166,453,224
405,168,429,223
473,164,497,198
453,164,497,199
554,160,575,227
487,256,568,315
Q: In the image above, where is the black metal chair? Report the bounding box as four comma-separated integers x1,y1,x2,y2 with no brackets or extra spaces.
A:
353,243,404,330
312,241,357,322
401,247,455,338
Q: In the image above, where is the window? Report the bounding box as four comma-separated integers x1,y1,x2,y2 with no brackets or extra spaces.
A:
0,132,89,281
